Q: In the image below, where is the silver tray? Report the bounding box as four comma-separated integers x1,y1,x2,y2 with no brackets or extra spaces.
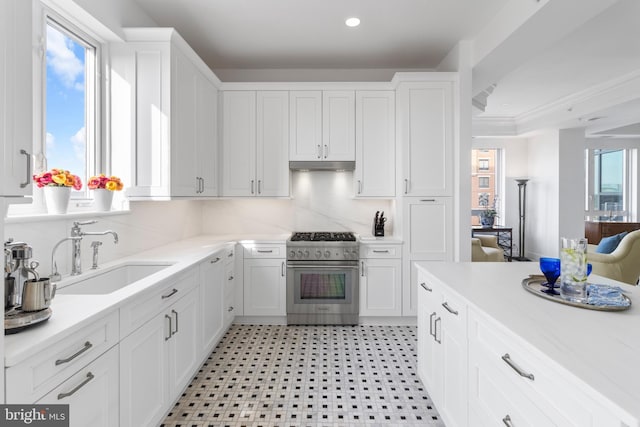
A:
522,276,631,312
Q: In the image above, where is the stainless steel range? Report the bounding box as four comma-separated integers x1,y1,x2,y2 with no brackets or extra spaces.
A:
286,232,359,325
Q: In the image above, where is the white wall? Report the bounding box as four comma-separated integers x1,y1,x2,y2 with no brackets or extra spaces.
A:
4,200,202,277
201,172,394,237
558,128,587,242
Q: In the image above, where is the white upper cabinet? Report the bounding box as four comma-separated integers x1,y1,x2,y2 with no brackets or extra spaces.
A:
289,91,322,161
222,91,289,197
289,90,355,162
397,81,453,196
0,0,32,197
354,91,395,197
110,28,219,199
322,91,355,161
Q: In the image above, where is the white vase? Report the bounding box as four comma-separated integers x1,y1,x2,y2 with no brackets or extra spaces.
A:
44,186,71,214
93,189,114,211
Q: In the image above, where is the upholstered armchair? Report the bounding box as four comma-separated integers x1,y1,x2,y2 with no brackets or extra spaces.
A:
587,229,640,285
471,235,505,262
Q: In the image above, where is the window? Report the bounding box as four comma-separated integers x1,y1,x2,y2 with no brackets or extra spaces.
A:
586,148,632,221
471,149,502,226
44,17,99,199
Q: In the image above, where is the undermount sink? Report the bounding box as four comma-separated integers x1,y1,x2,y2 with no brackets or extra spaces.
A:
56,262,174,295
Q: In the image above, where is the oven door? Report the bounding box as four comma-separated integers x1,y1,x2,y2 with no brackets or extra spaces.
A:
286,261,359,321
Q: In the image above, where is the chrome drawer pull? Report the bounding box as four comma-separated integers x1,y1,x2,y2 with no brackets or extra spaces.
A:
433,317,441,344
228,306,234,312
429,312,436,338
372,250,390,253
228,252,233,257
171,309,178,335
257,249,273,253
501,353,535,380
420,283,433,292
228,275,234,280
420,199,436,202
165,314,172,340
55,341,93,366
161,288,179,299
20,149,31,188
210,257,221,264
57,372,94,400
502,415,513,426
442,302,458,315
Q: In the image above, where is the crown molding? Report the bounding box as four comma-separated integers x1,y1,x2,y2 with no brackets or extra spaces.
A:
472,116,518,137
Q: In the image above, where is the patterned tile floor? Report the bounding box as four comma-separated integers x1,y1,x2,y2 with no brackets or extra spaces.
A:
161,324,445,427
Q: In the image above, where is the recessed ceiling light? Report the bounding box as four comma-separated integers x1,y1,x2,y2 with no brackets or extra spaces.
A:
345,17,360,27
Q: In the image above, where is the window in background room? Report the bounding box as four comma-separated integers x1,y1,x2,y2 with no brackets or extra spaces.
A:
586,148,629,221
44,17,99,199
471,149,502,226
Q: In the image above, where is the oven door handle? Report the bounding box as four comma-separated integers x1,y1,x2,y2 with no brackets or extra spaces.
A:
286,264,359,269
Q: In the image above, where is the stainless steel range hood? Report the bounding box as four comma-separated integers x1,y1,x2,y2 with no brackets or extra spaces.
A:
289,161,355,171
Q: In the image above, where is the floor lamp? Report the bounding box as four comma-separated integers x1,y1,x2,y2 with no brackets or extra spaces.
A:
515,179,530,261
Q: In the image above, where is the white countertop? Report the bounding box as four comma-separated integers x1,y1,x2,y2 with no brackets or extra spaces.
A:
415,261,640,422
4,233,288,367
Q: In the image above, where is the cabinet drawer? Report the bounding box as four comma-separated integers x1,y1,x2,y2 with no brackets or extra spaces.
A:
360,244,401,258
119,270,197,337
6,310,119,403
243,243,285,258
469,308,614,427
36,345,119,427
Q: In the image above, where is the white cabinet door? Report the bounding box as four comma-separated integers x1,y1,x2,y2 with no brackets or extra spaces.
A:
200,253,224,354
289,91,322,161
323,91,355,161
168,287,200,395
38,346,119,427
360,258,402,316
354,91,395,197
257,91,289,197
222,91,257,196
397,81,453,196
120,312,169,427
171,48,198,196
0,0,32,197
244,258,286,316
197,72,219,196
405,197,453,260
416,273,439,392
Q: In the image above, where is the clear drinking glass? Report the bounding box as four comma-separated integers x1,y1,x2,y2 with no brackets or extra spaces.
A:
560,237,588,303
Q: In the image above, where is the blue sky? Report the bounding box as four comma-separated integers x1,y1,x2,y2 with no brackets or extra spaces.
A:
46,24,86,180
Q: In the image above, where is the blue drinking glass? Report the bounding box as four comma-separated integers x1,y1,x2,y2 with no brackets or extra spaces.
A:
539,257,561,295
587,263,592,277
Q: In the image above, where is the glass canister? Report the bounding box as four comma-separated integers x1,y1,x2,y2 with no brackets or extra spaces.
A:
560,237,588,303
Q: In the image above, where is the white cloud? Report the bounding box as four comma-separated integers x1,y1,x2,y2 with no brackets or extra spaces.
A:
46,132,55,149
46,25,84,90
71,127,86,162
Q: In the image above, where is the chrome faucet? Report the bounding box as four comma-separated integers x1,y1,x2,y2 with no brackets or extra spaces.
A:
50,220,119,280
70,220,118,276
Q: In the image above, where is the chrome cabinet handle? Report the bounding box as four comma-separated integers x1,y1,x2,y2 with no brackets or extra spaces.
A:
251,180,255,194
227,251,234,257
281,261,285,277
420,282,433,292
257,249,273,253
324,144,328,158
165,314,172,340
20,149,31,188
57,372,94,400
357,180,362,194
210,257,221,264
429,312,436,338
372,250,389,253
420,199,436,202
501,353,535,380
171,309,178,335
258,180,262,194
442,302,458,316
317,144,322,159
195,177,199,194
199,177,204,193
404,179,408,194
55,341,93,366
502,415,513,426
161,288,179,299
361,261,365,277
228,306,234,312
434,317,441,344
228,275,234,280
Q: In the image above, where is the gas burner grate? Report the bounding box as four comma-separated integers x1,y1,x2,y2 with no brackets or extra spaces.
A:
290,232,357,242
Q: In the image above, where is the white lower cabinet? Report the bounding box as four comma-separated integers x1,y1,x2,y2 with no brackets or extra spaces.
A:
243,258,286,316
416,270,467,427
37,346,119,427
200,251,225,354
224,257,236,327
120,286,200,427
359,243,402,316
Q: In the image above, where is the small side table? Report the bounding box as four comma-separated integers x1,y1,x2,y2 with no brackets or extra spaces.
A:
472,226,513,261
